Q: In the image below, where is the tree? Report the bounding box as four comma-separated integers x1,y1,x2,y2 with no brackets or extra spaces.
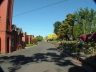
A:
25,32,27,35
31,38,38,44
35,35,43,41
73,7,96,35
47,33,57,41
73,7,96,39
65,14,75,40
53,21,62,35
73,23,83,39
58,20,70,40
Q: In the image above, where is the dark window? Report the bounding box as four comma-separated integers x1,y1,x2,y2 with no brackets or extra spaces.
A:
12,35,14,47
19,37,20,45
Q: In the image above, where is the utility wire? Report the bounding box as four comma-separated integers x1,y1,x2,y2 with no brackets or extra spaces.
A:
13,0,68,17
16,26,53,31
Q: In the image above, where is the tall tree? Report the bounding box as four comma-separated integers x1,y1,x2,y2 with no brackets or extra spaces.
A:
72,7,96,40
25,32,27,34
53,21,62,35
58,20,70,40
65,14,75,40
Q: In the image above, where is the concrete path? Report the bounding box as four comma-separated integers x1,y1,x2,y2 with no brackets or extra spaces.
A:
0,42,94,72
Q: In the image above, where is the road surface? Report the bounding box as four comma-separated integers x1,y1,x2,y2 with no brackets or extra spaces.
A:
0,42,93,72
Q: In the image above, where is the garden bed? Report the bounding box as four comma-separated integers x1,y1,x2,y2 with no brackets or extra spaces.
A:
61,47,96,70
48,41,96,70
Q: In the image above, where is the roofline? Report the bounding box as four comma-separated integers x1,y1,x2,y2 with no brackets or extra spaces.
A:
26,34,34,35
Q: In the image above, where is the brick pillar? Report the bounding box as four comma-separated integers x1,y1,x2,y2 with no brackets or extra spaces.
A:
28,35,30,44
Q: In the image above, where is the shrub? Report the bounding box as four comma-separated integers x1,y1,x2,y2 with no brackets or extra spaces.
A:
26,44,34,47
91,32,96,42
79,34,87,42
31,39,38,44
47,33,57,40
36,35,43,41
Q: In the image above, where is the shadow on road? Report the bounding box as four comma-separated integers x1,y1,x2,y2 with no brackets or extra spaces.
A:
68,66,89,72
47,48,58,51
0,48,90,72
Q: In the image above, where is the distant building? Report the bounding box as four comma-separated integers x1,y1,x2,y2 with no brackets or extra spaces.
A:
22,34,35,46
26,34,35,44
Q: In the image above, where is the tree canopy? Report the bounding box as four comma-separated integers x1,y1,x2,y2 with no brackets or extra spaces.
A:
35,35,43,41
53,7,96,40
73,7,96,39
47,33,57,40
53,21,62,35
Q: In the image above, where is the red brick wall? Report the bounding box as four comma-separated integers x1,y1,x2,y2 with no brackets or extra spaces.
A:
27,35,30,44
11,30,18,51
22,34,35,46
30,35,35,44
6,0,14,31
22,33,25,42
0,0,8,31
0,0,14,53
11,31,23,51
0,32,6,53
22,33,26,47
32,35,35,40
6,32,12,52
17,33,23,50
25,34,27,45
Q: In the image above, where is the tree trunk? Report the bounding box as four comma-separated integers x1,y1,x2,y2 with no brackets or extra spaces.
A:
70,26,73,41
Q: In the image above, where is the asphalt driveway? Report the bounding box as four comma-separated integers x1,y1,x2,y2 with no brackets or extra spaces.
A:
0,42,93,72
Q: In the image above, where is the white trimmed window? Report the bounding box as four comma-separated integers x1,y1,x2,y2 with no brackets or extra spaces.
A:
12,35,14,47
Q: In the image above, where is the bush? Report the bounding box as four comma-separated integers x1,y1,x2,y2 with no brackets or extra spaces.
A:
36,35,43,41
47,33,57,40
31,39,38,44
26,44,34,47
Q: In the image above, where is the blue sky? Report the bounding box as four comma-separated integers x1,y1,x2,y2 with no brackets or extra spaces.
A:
12,0,96,38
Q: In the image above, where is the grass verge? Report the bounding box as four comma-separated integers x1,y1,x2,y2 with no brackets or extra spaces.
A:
26,44,34,47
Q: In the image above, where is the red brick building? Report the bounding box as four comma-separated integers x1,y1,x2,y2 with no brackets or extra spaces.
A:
11,24,23,51
22,34,35,46
0,0,35,53
0,0,24,53
22,33,27,47
0,0,14,53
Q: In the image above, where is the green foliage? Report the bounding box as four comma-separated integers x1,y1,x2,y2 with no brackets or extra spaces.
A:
73,23,83,39
58,21,69,39
26,44,34,47
47,33,57,40
66,14,75,26
53,21,62,35
73,7,96,38
36,35,43,41
25,32,27,34
31,39,38,44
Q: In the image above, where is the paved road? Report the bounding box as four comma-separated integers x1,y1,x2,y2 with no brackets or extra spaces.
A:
0,42,93,72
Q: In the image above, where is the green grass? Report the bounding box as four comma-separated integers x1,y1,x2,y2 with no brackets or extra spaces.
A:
26,44,34,47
